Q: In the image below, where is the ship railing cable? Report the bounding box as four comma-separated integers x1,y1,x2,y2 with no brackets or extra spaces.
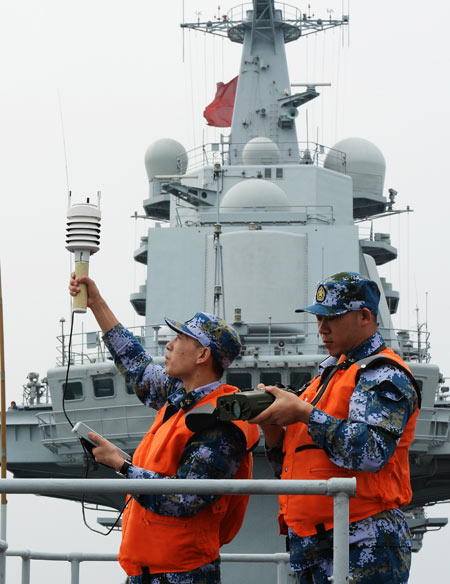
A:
179,141,346,173
54,322,431,367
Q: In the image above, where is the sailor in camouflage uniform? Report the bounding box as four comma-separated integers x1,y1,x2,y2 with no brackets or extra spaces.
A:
69,275,258,584
251,272,419,584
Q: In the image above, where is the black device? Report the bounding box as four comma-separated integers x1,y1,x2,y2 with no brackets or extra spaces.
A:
71,421,130,460
216,389,277,421
185,386,299,430
217,385,299,421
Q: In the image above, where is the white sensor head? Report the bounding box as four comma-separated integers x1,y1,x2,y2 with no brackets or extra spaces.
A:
66,194,101,262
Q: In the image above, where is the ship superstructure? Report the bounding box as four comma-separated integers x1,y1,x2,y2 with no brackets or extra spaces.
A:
3,2,450,579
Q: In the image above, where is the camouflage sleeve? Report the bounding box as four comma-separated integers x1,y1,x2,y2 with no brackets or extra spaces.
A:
307,365,418,472
126,422,246,517
103,323,181,410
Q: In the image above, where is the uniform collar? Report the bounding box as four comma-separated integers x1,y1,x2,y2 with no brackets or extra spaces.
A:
318,331,385,374
169,380,222,412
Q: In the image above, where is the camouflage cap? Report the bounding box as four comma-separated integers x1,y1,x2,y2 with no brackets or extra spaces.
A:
164,312,241,369
295,272,380,316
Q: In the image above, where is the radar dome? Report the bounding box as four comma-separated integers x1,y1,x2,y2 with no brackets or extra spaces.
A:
144,138,188,181
220,179,290,211
324,137,386,197
242,137,281,165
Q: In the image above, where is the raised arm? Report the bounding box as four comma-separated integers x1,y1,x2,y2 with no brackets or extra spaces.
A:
69,274,177,409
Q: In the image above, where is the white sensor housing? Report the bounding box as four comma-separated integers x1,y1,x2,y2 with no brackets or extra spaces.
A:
66,192,101,313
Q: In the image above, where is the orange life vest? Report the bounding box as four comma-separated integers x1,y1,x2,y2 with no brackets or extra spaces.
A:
278,347,419,537
118,384,260,576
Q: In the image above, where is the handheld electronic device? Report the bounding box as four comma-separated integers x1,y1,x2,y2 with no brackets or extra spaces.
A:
71,421,130,460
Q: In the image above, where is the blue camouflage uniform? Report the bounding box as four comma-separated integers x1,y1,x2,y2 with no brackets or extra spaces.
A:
104,323,245,584
266,331,417,583
266,272,419,583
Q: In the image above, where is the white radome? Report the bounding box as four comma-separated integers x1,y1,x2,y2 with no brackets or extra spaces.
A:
324,137,386,197
144,138,188,180
221,178,291,211
242,137,281,165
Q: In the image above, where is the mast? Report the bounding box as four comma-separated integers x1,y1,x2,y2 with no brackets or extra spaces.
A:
0,266,7,582
181,1,348,163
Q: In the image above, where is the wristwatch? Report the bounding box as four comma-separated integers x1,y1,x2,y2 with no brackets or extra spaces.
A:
116,458,132,478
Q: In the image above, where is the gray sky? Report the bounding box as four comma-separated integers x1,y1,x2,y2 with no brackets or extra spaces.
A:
0,0,449,581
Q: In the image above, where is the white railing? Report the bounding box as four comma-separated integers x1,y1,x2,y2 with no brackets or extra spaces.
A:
55,321,432,369
3,549,291,584
0,477,356,584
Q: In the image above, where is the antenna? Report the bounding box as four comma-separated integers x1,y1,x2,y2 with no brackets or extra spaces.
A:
57,91,70,194
182,0,185,62
66,192,102,313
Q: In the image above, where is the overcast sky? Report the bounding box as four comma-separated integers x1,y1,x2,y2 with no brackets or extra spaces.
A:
0,0,449,581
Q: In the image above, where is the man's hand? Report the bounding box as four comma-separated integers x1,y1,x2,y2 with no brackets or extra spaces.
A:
69,272,102,309
68,273,119,332
250,385,313,427
89,432,125,471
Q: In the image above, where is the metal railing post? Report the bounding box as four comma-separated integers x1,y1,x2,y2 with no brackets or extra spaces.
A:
275,553,290,584
0,478,356,582
0,540,7,584
21,551,31,584
331,491,350,583
70,557,80,584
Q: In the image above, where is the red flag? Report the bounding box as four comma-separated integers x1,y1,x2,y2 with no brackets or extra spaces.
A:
203,76,238,127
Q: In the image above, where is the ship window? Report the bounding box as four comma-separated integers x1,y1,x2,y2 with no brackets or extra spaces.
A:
264,168,272,178
226,372,252,390
93,377,114,398
126,381,135,395
290,371,312,391
276,168,283,179
260,371,281,386
63,381,83,401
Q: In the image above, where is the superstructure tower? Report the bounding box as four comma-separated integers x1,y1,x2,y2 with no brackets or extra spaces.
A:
182,1,348,162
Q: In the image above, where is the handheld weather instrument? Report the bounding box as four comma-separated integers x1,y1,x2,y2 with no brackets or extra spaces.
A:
66,192,101,313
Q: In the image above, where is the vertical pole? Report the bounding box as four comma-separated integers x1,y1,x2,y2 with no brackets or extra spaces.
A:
71,559,80,584
332,492,350,583
0,266,7,583
21,553,31,584
0,541,6,584
276,555,289,584
60,317,66,366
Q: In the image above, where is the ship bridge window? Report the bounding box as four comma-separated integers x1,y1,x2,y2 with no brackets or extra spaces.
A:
260,371,281,386
126,381,135,395
264,168,272,179
276,168,283,179
226,372,252,390
93,377,115,398
62,381,83,401
290,371,312,391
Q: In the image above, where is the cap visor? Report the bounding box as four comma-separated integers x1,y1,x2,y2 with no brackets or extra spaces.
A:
295,304,348,316
164,317,201,343
164,317,184,334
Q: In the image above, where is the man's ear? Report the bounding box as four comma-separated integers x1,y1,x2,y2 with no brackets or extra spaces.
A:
197,346,212,365
360,307,375,326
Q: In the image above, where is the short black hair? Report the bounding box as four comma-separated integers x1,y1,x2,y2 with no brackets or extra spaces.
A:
211,358,224,379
